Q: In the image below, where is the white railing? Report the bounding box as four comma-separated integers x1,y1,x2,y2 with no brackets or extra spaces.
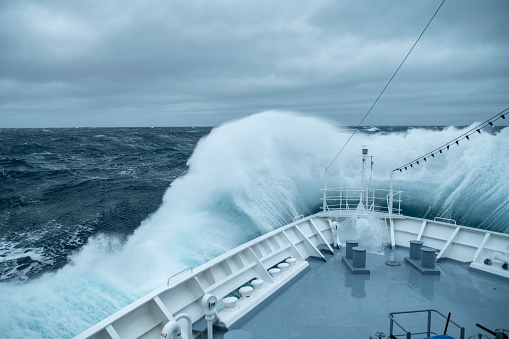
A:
320,187,402,216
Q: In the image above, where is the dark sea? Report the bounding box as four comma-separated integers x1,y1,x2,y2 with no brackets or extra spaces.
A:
0,127,210,282
0,112,507,338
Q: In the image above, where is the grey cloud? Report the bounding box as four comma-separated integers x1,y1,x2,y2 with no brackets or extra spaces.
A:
1,0,508,127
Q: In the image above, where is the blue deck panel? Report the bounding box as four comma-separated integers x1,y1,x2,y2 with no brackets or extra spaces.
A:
214,247,509,339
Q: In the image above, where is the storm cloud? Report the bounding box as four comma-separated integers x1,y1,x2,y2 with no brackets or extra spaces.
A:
1,0,508,127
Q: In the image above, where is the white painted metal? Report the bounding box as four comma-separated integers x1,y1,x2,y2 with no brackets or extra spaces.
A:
309,219,334,253
161,319,182,339
321,187,402,215
330,220,341,248
389,171,394,218
389,218,396,247
361,147,368,206
436,226,461,260
105,325,120,339
294,224,325,260
472,233,491,262
75,215,334,339
76,210,509,339
175,313,193,339
389,216,509,278
416,220,427,241
167,267,193,286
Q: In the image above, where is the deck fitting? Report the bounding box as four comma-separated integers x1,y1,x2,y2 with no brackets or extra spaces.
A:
342,246,370,275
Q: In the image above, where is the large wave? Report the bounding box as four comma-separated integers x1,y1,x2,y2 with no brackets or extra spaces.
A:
0,111,507,338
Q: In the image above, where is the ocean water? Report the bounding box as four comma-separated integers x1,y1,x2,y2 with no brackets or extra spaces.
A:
0,112,508,338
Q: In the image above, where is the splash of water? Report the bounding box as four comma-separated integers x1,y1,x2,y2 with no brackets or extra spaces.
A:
334,217,388,254
363,125,509,233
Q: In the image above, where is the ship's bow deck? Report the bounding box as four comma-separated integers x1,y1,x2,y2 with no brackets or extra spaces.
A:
218,247,509,339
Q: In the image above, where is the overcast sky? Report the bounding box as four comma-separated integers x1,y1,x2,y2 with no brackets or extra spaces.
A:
1,0,508,128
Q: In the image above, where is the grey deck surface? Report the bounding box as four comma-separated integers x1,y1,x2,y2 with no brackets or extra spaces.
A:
215,247,509,339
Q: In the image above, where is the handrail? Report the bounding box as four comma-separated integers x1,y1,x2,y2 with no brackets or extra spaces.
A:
434,217,457,225
320,187,403,216
388,309,465,339
167,266,193,286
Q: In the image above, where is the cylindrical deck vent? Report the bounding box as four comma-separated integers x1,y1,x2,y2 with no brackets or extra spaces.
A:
409,240,424,260
421,247,437,268
352,247,367,268
346,240,359,259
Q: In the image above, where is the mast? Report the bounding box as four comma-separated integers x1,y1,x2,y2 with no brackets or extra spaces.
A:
360,146,368,206
361,146,368,188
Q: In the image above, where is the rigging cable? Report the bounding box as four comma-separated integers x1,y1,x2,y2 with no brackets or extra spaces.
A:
325,0,446,172
393,107,508,172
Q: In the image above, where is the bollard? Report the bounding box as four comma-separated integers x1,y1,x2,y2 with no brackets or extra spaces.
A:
346,240,359,259
239,286,253,299
251,279,264,290
409,240,424,260
421,247,437,268
268,268,281,279
352,247,367,268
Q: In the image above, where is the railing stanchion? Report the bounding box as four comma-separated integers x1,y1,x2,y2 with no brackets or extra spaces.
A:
427,310,432,337
322,188,327,212
389,172,394,217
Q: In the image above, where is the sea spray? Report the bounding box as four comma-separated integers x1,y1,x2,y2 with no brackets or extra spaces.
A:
333,216,388,254
363,126,509,233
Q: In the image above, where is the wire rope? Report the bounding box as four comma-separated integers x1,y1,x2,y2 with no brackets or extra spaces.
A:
393,107,508,172
325,0,446,171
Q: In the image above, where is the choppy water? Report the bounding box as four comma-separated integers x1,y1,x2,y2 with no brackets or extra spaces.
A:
0,127,210,282
0,112,507,338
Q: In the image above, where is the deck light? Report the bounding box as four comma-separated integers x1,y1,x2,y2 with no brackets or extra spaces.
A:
439,150,442,153
476,129,481,134
416,161,419,165
410,164,413,168
432,154,435,157
502,114,506,119
455,140,459,145
489,122,494,126
447,145,450,150
466,135,469,140
424,158,426,161
405,167,407,170
399,169,402,172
